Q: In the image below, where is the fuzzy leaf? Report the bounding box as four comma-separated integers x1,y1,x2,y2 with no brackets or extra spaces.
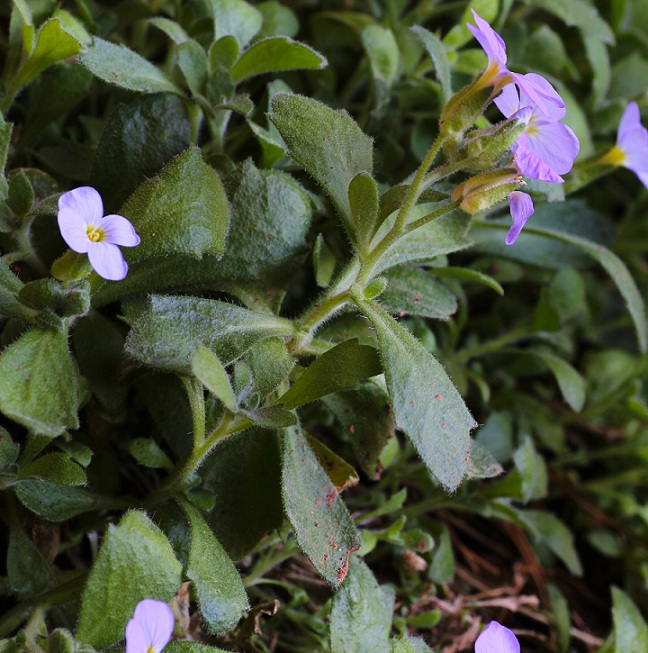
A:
282,426,361,587
354,299,476,491
76,511,182,649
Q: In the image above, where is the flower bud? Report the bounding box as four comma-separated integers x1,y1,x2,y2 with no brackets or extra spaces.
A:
463,110,530,172
440,81,493,154
453,169,521,215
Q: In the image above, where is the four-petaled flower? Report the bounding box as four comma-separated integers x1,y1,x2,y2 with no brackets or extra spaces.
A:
608,101,648,188
57,186,140,281
494,74,580,184
125,599,175,653
467,10,563,118
475,621,520,653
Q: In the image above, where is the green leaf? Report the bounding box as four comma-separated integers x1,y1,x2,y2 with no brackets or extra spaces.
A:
323,382,395,480
210,0,263,47
182,501,249,632
7,18,84,96
8,524,52,598
269,93,373,244
0,113,13,198
166,643,233,653
125,295,296,374
433,267,503,295
13,480,97,521
255,1,299,39
353,299,476,491
128,438,173,470
19,453,86,486
330,557,394,653
149,17,190,44
348,172,379,249
513,436,548,503
203,428,283,559
376,211,472,274
282,426,362,587
522,0,614,44
314,234,337,287
474,216,647,352
278,339,382,410
0,327,79,437
79,37,181,94
192,345,238,412
76,511,182,649
231,37,326,82
121,148,230,263
243,338,295,400
517,350,586,412
177,39,209,95
305,432,359,492
90,93,192,212
380,266,457,319
392,637,433,653
411,26,451,103
361,25,399,86
0,427,19,470
611,587,648,653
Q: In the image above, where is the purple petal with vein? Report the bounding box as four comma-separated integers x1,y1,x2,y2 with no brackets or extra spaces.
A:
507,192,534,245
475,621,520,653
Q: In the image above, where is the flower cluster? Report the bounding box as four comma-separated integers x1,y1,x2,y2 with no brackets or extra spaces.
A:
468,11,580,244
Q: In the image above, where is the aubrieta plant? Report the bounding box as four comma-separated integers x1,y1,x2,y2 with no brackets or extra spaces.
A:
1,1,648,652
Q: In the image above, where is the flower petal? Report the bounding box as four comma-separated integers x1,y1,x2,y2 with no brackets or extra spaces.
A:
513,145,564,184
510,72,563,119
507,191,534,245
87,242,128,281
57,187,105,254
494,84,521,118
524,120,580,176
475,622,520,653
518,73,566,121
102,214,141,247
132,599,175,653
126,618,148,653
618,102,641,144
468,10,507,67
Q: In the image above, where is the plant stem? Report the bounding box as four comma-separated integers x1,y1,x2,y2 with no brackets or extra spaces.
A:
181,375,206,449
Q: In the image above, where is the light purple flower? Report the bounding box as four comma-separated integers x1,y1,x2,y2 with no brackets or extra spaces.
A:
57,186,140,281
507,191,534,245
467,10,563,118
475,621,520,653
495,76,579,184
125,599,175,653
614,101,648,188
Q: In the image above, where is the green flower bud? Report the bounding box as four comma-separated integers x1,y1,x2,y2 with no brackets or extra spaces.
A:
452,169,521,215
463,115,528,172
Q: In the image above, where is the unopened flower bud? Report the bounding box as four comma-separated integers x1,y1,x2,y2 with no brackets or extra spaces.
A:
463,110,531,172
453,169,521,215
440,82,493,155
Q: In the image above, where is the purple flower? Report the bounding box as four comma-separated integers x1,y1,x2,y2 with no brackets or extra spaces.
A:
57,186,140,281
507,191,534,245
125,599,175,653
467,10,563,118
494,75,579,183
475,621,520,653
614,102,648,188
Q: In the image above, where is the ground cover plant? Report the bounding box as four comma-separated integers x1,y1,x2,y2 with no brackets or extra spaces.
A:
1,0,648,651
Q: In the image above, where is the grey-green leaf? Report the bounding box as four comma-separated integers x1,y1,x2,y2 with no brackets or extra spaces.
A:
183,501,249,632
14,480,97,521
80,37,181,94
192,345,238,412
354,299,476,491
612,587,648,653
361,25,399,87
8,524,52,598
231,37,326,82
121,148,230,264
349,172,379,249
282,426,362,587
76,511,182,649
125,295,296,374
210,0,262,47
0,327,79,437
278,339,382,410
330,557,394,653
19,452,86,486
380,266,457,319
269,93,373,244
411,26,451,103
